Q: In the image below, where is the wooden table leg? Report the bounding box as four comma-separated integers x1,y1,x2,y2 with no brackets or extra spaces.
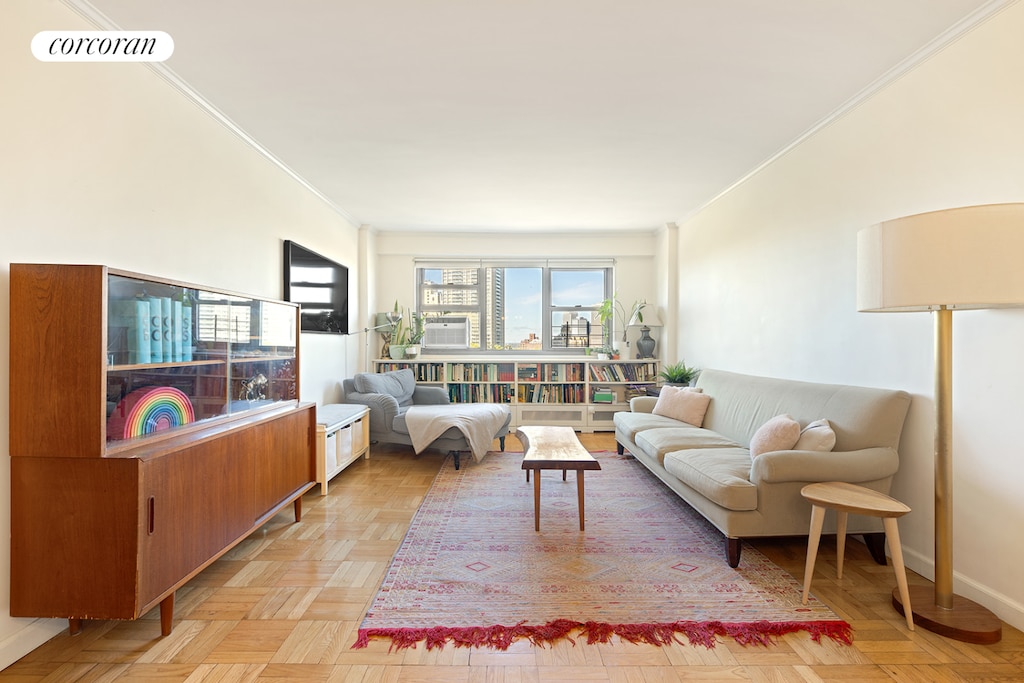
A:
802,504,826,604
160,592,174,636
533,469,541,532
835,510,848,579
884,517,915,630
576,470,585,531
68,618,82,636
293,497,302,523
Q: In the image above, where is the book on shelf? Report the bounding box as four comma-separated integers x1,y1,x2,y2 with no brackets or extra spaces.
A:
109,299,152,364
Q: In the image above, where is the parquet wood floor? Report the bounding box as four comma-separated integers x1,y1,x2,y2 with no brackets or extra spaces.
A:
4,433,1022,682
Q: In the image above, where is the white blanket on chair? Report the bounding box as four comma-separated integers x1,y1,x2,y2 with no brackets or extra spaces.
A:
405,403,510,463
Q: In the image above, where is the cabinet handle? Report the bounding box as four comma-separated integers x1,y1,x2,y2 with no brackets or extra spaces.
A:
148,496,156,535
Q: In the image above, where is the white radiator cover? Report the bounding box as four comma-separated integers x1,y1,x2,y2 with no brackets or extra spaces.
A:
423,317,470,349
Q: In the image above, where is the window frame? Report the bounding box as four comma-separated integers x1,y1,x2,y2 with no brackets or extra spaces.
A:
415,261,612,355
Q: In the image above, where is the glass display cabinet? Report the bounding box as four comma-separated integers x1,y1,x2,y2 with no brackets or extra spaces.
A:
10,264,315,637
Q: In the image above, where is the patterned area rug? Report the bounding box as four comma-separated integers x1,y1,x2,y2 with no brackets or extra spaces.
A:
354,450,851,651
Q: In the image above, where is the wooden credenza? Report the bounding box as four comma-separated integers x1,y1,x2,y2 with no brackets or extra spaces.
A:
8,264,316,635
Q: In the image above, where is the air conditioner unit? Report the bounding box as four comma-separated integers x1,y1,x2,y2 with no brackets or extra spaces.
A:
423,317,470,349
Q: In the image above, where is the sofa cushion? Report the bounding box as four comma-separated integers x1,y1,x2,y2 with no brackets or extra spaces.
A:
664,448,758,511
613,410,684,441
749,414,800,458
652,386,712,426
635,427,741,465
353,369,416,406
794,418,836,452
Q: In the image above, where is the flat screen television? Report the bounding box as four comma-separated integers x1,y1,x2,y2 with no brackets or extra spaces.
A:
283,240,349,334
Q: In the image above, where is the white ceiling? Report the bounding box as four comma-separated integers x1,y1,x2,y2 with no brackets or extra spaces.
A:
76,0,1000,232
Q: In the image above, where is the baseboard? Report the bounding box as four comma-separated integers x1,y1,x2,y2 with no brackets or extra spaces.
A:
902,546,1024,633
0,618,65,671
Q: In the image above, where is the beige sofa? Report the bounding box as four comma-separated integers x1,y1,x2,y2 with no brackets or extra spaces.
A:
614,369,911,567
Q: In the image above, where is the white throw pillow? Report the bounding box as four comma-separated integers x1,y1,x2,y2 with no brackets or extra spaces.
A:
749,414,800,458
794,418,837,452
652,386,711,426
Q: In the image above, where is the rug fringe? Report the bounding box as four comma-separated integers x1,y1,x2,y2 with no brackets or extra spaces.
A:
352,619,852,651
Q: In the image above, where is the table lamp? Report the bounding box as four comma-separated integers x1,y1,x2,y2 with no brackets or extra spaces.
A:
857,202,1024,643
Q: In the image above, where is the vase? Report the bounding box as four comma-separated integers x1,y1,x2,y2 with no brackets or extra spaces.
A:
389,344,407,360
404,344,420,359
636,326,656,358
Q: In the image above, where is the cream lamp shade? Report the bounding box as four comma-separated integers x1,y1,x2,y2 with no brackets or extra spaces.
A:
857,203,1024,312
629,311,663,327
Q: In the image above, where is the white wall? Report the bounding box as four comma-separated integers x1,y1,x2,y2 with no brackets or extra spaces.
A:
373,230,660,354
1,1,361,665
676,3,1024,630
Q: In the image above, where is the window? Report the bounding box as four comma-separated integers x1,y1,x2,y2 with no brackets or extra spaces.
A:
417,262,611,353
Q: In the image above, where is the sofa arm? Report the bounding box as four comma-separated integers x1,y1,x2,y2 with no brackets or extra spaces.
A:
343,391,399,434
630,396,658,413
750,447,900,485
413,386,451,405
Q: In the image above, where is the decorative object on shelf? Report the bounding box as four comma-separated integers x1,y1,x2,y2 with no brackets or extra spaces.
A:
371,310,402,359
107,385,195,439
632,311,662,359
658,361,699,386
597,293,647,351
857,202,1024,644
239,373,268,401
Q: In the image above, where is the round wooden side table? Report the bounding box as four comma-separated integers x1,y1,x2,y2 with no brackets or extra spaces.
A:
800,481,914,631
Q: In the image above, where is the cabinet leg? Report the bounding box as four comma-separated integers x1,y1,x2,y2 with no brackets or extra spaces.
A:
68,618,82,636
160,593,174,636
293,496,302,522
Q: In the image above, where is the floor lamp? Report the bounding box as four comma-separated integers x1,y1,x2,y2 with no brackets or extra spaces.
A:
856,203,1024,644
348,312,400,373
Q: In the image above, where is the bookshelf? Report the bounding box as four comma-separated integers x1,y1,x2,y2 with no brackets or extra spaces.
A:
373,358,659,432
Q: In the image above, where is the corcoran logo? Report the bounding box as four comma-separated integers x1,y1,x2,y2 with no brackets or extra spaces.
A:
32,31,174,62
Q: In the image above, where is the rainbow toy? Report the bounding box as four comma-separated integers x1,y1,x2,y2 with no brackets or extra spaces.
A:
108,386,195,440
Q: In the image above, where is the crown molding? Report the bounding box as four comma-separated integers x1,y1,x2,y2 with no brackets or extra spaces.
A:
60,0,360,227
688,0,1020,223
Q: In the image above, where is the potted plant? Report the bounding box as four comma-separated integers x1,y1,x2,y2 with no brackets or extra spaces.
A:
597,293,647,351
659,361,699,386
404,310,425,358
387,301,408,359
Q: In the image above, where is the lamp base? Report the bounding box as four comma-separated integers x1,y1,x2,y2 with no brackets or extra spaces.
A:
892,586,1001,644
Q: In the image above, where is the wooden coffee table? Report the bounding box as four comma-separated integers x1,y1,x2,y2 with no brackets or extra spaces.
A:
516,426,601,531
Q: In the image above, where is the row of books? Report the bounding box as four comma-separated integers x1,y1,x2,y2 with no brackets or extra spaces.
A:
516,362,586,382
588,362,658,382
448,362,516,382
109,296,192,365
517,384,586,404
376,362,445,381
448,384,515,403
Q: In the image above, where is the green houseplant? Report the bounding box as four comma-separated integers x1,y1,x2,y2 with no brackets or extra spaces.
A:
659,361,699,386
388,302,425,359
597,293,646,349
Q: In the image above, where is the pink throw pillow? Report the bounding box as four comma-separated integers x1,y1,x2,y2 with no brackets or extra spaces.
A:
652,386,712,426
749,414,800,458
